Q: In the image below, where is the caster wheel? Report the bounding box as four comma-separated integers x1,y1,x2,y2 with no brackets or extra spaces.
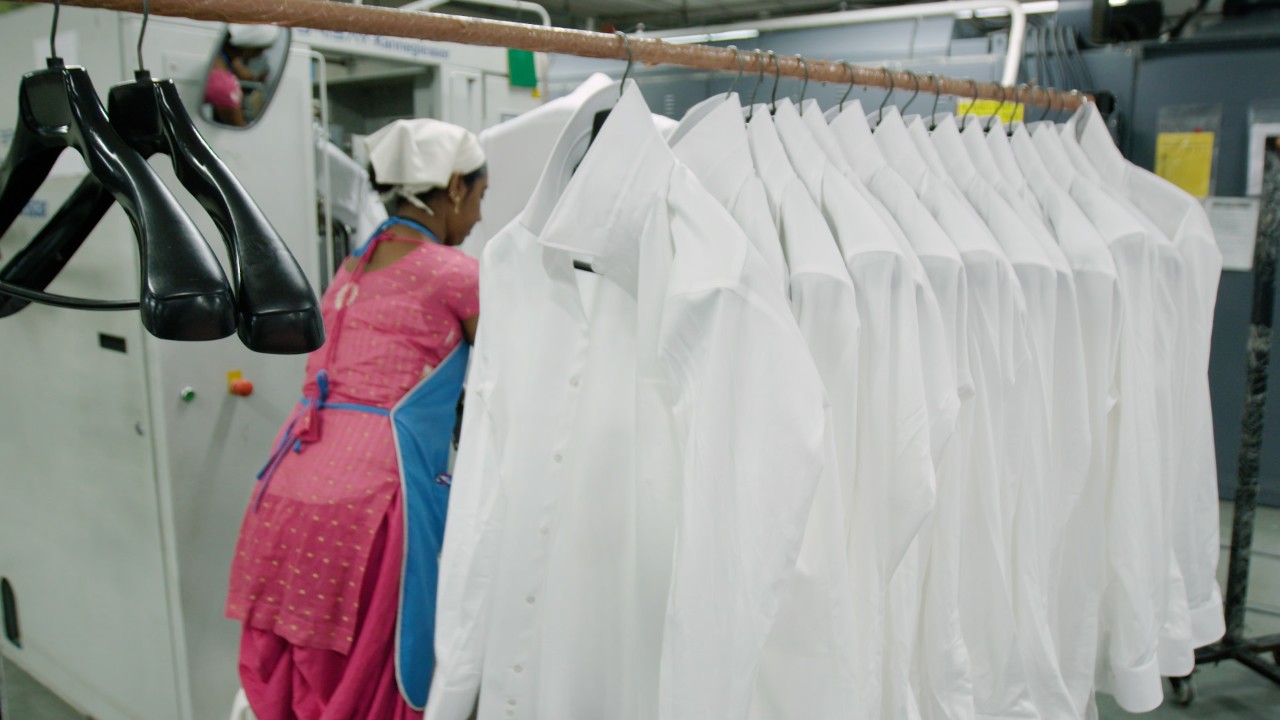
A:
1169,675,1197,706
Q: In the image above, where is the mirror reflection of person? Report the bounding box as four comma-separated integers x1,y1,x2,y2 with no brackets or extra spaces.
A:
204,24,278,127
226,119,487,719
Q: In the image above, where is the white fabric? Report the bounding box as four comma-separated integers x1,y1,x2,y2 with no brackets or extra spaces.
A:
227,23,278,48
365,118,485,195
1030,125,1172,713
718,102,862,720
314,135,384,233
1011,124,1123,718
1068,105,1226,650
819,99,976,720
870,106,1039,720
427,83,827,720
1052,126,1198,681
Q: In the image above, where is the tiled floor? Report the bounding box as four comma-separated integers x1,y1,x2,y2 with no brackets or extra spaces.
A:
3,504,1279,719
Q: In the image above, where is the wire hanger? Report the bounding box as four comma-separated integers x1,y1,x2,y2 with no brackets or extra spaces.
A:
927,72,942,130
724,45,743,99
747,49,766,121
1038,86,1056,122
902,70,921,116
616,30,633,98
877,67,896,125
838,60,856,112
795,55,809,105
1008,83,1029,136
768,50,781,114
961,79,978,126
987,84,1008,133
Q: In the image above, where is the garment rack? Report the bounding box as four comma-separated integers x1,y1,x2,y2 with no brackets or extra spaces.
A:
15,0,1091,112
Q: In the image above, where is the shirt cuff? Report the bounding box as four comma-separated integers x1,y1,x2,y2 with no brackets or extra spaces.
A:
1107,654,1163,713
1190,586,1225,648
423,677,480,720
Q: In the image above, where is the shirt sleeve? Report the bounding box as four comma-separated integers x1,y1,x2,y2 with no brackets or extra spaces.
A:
425,274,501,720
656,273,827,720
441,251,481,322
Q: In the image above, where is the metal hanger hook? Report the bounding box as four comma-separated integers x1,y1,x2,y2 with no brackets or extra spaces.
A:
988,84,1008,132
1010,83,1030,135
747,49,766,120
615,30,633,98
902,70,921,116
49,0,62,61
724,46,743,99
877,67,895,124
796,55,809,105
927,73,942,130
768,51,780,112
838,60,855,112
1039,86,1054,122
137,0,151,73
962,79,979,123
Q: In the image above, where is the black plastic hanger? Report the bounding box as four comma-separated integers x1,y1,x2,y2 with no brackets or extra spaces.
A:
7,7,323,353
0,0,235,341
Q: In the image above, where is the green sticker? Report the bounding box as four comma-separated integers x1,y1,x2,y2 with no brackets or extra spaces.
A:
508,48,538,89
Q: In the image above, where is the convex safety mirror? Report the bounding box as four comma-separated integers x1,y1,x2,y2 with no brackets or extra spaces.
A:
201,23,291,129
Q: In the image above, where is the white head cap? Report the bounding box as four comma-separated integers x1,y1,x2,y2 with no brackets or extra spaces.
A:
227,23,280,49
365,119,486,214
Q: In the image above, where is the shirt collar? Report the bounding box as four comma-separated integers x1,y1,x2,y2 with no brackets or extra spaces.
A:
929,114,980,188
671,93,753,210
1030,124,1080,190
870,106,932,190
747,108,799,221
772,99,827,199
828,100,890,184
517,78,621,236
800,99,854,176
537,82,674,299
1070,103,1127,180
960,120,1004,180
984,121,1031,189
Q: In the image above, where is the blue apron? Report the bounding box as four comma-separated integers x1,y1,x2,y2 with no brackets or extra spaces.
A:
253,217,466,709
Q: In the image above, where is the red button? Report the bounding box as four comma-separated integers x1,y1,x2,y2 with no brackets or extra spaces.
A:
229,378,254,397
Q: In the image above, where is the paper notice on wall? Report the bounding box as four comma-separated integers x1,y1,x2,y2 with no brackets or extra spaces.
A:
1156,131,1215,199
1247,123,1280,197
1204,196,1261,272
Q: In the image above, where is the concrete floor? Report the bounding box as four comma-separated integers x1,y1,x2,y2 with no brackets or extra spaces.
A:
3,503,1279,719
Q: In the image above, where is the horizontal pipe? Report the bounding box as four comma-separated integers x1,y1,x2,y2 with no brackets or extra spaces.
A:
13,0,1089,109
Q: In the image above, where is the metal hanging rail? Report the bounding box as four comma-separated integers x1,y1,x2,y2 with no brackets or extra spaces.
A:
14,0,1090,111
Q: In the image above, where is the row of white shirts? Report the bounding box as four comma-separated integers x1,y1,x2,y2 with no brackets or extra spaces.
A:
424,77,1225,720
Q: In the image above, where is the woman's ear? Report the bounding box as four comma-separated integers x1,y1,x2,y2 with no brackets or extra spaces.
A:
448,173,467,203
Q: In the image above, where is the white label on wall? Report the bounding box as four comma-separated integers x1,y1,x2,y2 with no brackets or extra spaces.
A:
1205,196,1262,272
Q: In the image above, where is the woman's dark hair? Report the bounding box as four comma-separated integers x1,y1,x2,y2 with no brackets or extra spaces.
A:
369,164,487,209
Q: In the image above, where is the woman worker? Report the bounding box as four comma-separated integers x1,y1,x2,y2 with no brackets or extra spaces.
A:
204,24,277,126
226,118,487,719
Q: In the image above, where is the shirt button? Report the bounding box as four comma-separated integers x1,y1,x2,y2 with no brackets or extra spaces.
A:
539,526,549,536
508,698,518,706
569,376,580,388
553,453,563,463
526,595,537,605
513,665,523,673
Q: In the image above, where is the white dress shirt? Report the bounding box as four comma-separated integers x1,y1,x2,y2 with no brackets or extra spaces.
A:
1051,126,1198,680
1030,126,1175,713
671,93,860,720
1067,106,1225,649
1010,124,1124,718
776,98,960,720
752,103,938,720
872,106,1039,720
930,116,1078,720
428,84,828,720
824,100,977,720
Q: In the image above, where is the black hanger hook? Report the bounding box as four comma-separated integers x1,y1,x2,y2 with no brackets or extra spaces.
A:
987,85,1008,132
49,0,62,62
615,30,632,98
1010,83,1029,135
1038,86,1054,122
747,49,766,121
878,67,895,125
768,51,780,113
725,46,743,99
903,70,921,116
838,60,855,112
796,55,810,105
961,79,978,124
926,73,942,130
137,0,151,74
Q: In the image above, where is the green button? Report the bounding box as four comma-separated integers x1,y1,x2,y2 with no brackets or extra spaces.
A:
180,387,197,403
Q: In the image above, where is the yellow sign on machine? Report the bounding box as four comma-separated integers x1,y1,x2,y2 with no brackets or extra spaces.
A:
1155,131,1216,199
955,98,1025,123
